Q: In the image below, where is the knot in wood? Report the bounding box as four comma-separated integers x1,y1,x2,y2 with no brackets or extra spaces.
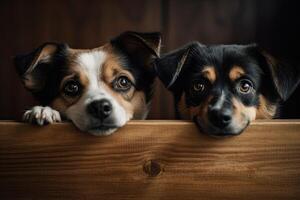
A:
143,160,162,177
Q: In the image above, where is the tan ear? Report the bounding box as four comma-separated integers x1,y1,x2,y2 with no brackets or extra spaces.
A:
14,43,67,91
111,31,161,67
24,44,57,75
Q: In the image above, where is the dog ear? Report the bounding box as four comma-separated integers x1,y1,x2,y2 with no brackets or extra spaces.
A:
14,42,68,104
111,31,161,68
248,44,300,101
154,42,200,91
14,42,68,92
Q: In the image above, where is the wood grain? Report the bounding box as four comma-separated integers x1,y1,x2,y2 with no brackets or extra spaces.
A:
0,120,300,199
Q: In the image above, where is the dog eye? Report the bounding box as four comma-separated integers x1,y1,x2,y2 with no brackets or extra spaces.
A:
63,80,81,96
114,76,132,91
238,79,253,94
193,83,205,92
192,82,206,93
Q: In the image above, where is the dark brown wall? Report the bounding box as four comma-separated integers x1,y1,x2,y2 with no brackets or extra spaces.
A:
0,0,299,120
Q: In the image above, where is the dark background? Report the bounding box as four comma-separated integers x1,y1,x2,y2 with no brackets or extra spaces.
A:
0,0,299,120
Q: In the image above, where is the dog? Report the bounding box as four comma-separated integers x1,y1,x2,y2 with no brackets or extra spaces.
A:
14,31,161,136
154,42,300,136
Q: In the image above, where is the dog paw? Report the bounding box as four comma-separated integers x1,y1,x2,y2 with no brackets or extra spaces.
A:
23,106,61,126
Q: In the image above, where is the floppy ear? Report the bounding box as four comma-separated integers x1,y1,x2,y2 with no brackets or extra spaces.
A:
249,44,300,101
154,42,200,91
111,31,161,68
14,42,68,103
14,42,68,91
262,51,300,101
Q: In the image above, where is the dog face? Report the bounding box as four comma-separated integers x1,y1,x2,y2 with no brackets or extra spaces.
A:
15,31,161,136
155,42,299,136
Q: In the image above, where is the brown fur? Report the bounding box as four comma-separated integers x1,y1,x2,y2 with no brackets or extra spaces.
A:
52,44,147,119
178,93,212,124
202,66,216,83
231,97,256,123
256,95,277,119
229,66,245,81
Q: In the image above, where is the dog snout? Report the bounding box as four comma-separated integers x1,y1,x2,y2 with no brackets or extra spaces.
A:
87,99,112,120
208,107,232,129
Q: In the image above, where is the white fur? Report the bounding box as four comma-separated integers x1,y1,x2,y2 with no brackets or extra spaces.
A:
213,91,225,110
23,50,133,136
23,106,61,125
65,51,130,136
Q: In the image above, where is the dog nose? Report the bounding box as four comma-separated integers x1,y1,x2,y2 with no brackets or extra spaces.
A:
87,99,112,120
208,108,232,129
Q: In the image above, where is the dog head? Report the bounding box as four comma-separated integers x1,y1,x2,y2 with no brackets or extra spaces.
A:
154,42,300,136
15,31,161,136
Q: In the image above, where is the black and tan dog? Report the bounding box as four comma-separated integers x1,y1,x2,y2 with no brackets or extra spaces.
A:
154,42,300,136
15,31,161,136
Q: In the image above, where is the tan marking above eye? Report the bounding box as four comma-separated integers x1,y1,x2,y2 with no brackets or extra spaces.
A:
201,66,216,83
60,74,76,89
101,49,135,86
229,66,246,81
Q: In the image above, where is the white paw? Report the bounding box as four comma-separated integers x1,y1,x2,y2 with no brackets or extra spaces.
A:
23,106,61,126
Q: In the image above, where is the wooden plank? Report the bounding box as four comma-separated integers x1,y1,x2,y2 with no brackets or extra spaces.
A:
0,120,300,199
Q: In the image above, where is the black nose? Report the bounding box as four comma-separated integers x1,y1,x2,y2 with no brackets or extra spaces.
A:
87,99,112,120
208,108,232,129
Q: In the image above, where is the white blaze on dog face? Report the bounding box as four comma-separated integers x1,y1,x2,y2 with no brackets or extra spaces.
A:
65,50,127,135
51,46,147,136
15,32,161,136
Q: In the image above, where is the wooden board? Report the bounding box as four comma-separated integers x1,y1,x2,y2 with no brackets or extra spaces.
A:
0,120,300,199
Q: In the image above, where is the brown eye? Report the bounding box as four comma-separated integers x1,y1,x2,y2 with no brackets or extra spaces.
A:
193,82,205,92
114,76,132,91
63,80,81,96
238,79,253,94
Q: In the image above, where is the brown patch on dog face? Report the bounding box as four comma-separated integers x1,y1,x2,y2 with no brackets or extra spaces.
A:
101,55,135,86
101,45,136,101
49,49,95,113
51,97,69,113
232,97,256,124
256,95,277,119
131,91,148,119
201,66,216,83
51,43,149,120
101,82,147,119
99,44,148,119
51,72,89,114
177,93,212,123
229,66,245,81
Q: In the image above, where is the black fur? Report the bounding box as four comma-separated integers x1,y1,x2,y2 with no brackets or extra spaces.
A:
14,32,161,106
14,43,69,105
111,31,161,102
154,42,300,119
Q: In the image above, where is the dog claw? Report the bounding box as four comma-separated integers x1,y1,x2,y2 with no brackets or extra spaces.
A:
23,106,62,126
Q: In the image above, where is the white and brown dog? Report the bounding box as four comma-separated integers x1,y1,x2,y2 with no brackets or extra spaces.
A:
15,31,161,136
